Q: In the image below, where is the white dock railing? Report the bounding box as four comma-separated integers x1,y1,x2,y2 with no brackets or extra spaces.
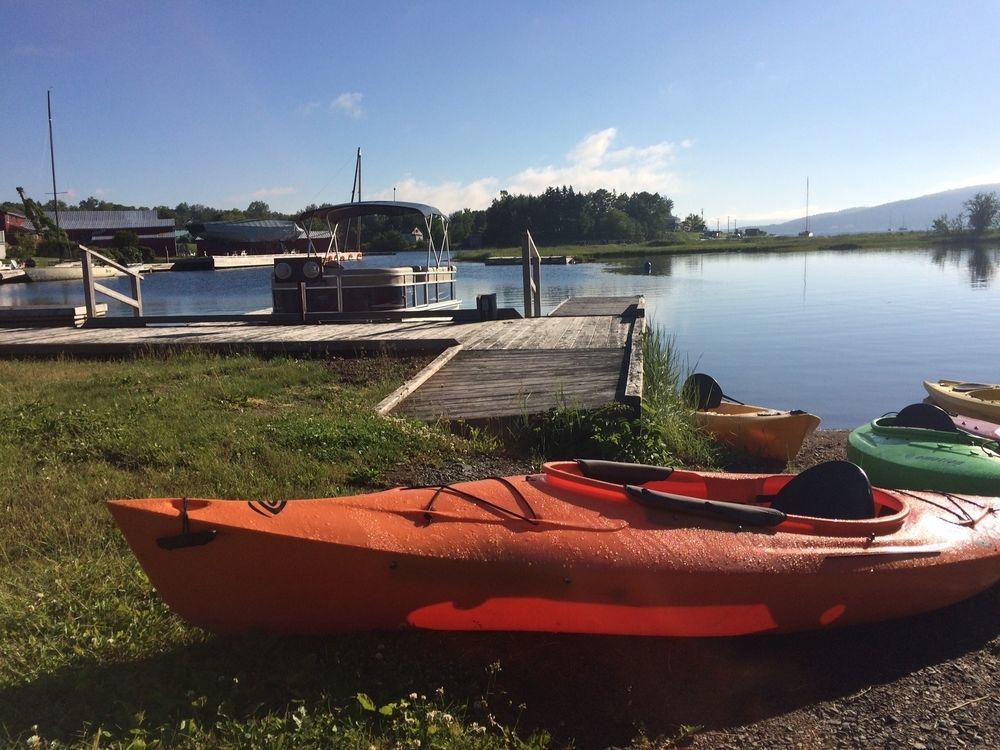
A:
80,244,143,318
521,230,542,318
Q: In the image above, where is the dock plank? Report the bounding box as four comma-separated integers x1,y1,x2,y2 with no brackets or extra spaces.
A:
393,348,626,421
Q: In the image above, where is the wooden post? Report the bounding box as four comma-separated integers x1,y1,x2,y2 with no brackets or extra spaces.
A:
129,272,143,318
521,230,541,317
81,247,98,318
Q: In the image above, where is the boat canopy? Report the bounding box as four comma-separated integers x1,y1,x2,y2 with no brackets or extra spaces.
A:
299,201,451,267
297,201,445,224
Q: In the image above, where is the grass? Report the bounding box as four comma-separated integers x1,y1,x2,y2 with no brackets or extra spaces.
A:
455,229,1000,263
513,326,715,469
0,345,711,749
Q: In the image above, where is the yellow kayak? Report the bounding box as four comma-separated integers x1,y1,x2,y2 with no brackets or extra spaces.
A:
694,403,821,461
684,373,821,461
923,380,1000,422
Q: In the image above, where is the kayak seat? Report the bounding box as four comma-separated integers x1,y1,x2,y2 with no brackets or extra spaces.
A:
893,403,957,432
768,461,875,520
576,459,674,485
683,373,724,410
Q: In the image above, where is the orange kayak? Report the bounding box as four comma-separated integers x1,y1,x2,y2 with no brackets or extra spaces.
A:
693,403,821,461
108,460,1000,637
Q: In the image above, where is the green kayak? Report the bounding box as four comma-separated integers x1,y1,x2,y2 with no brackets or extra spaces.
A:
848,405,1000,493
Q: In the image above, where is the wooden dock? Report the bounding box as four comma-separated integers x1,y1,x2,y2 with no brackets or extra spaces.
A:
0,303,107,327
0,296,645,422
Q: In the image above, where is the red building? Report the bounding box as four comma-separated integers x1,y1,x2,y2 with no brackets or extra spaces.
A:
0,210,30,259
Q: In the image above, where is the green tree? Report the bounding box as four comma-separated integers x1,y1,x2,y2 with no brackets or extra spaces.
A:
16,186,76,259
597,207,639,241
964,192,1000,235
106,230,143,264
932,214,950,234
367,229,412,252
246,200,271,219
680,213,706,232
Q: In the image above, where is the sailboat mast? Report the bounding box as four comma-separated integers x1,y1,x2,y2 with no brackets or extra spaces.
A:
47,89,60,230
347,148,362,252
805,177,809,233
350,147,361,202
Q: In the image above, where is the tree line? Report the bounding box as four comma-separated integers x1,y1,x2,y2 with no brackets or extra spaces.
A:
932,192,1000,236
2,186,679,248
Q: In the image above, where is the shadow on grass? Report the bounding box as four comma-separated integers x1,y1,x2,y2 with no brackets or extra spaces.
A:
2,586,998,747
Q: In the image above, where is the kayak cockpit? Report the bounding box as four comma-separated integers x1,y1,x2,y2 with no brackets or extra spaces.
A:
541,459,907,536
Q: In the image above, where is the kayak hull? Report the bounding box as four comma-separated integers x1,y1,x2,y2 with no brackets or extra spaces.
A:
924,379,1000,423
109,464,1000,637
847,418,1000,493
694,403,821,461
951,413,1000,441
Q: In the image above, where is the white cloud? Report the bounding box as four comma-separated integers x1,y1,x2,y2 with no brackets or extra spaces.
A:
507,128,682,198
370,177,500,215
330,92,364,118
567,128,618,167
301,100,322,116
376,128,685,214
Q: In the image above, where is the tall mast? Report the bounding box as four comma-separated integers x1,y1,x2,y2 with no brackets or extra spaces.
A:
347,148,362,252
47,89,61,230
350,147,362,202
805,177,810,233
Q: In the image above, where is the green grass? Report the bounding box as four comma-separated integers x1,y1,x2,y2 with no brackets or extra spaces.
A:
456,229,1000,262
0,348,713,749
0,352,558,748
514,325,716,469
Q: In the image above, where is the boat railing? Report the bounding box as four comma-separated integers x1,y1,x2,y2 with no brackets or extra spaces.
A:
80,244,144,318
521,230,542,317
273,261,458,320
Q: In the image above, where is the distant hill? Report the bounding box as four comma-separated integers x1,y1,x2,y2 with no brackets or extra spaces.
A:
754,183,1000,236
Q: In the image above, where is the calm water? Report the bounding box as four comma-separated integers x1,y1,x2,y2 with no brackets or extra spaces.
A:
3,247,998,429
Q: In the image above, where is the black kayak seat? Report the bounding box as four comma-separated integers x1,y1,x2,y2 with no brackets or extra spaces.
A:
768,461,875,520
683,373,725,409
893,402,958,432
576,459,674,485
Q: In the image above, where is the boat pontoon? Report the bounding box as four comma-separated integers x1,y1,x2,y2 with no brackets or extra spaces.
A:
272,201,458,317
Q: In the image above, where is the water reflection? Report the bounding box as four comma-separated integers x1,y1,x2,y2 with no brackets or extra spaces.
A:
929,247,999,287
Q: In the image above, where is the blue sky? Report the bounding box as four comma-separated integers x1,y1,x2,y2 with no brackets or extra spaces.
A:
4,0,1000,227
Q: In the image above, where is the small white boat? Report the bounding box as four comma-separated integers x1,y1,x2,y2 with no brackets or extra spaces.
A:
0,262,28,283
26,261,125,282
